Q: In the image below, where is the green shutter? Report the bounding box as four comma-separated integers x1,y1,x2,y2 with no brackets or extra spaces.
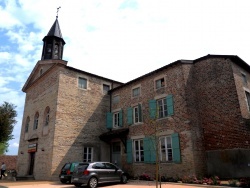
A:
149,137,156,163
126,140,133,163
106,112,113,129
127,107,133,125
144,137,156,163
172,133,181,163
149,100,157,119
167,94,174,116
138,103,142,122
119,110,123,127
143,137,150,163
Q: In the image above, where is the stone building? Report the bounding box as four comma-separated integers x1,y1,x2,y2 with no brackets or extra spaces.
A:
17,17,250,180
17,18,122,180
101,55,250,179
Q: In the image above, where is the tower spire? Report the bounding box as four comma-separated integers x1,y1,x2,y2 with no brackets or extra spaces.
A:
41,8,65,60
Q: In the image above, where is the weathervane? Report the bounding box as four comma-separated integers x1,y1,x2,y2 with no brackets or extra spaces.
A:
56,6,61,18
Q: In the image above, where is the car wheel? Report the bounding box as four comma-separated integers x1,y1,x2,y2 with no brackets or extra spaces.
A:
74,183,82,187
121,174,128,184
60,179,67,184
88,177,98,188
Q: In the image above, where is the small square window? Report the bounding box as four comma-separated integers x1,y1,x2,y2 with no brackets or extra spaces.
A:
78,77,87,89
132,87,140,97
113,95,120,104
103,84,110,94
155,78,165,89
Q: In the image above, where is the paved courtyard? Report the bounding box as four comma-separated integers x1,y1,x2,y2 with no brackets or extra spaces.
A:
0,180,227,188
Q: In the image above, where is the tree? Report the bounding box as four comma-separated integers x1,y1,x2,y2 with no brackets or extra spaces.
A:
0,102,17,150
0,142,9,154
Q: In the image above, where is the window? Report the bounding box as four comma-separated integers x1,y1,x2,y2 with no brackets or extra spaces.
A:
245,91,250,111
155,78,165,89
149,95,174,119
40,69,43,76
33,112,39,130
105,163,117,169
134,106,141,123
113,112,120,128
134,139,144,162
25,117,30,133
132,87,140,97
157,98,168,118
113,95,120,104
242,73,247,84
103,84,110,94
44,107,50,126
127,104,142,125
160,136,173,162
83,147,93,162
78,77,87,89
106,110,123,129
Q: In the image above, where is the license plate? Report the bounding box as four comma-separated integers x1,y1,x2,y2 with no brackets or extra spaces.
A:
74,178,79,181
61,176,64,178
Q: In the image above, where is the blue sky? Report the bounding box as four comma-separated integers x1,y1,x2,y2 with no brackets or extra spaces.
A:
1,0,250,155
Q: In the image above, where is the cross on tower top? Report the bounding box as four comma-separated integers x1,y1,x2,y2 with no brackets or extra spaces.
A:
56,6,61,19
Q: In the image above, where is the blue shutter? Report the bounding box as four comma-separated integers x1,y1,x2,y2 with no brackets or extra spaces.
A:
172,133,181,163
143,137,150,163
126,140,133,163
127,107,133,125
106,112,112,129
149,100,157,119
138,103,142,122
119,110,123,127
167,94,174,116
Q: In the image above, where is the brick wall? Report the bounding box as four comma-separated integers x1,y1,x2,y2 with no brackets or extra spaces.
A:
192,57,250,150
0,155,17,170
111,63,201,178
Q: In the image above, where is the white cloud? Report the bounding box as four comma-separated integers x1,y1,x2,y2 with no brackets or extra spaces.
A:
2,0,250,155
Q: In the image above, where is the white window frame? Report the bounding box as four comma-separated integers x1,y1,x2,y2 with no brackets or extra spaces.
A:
78,77,87,89
83,147,93,162
132,87,140,97
133,106,141,124
159,136,173,162
157,98,168,118
133,139,144,162
155,78,165,89
113,111,119,128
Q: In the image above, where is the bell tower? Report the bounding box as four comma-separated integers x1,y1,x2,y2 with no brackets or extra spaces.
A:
41,7,65,60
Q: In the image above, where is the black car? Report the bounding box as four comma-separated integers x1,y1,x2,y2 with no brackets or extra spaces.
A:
71,162,128,188
59,162,81,184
